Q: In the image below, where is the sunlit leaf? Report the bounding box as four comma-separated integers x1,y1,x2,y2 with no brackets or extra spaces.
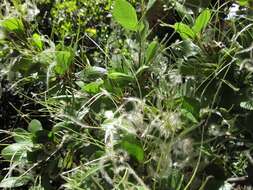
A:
28,119,43,134
32,33,43,50
55,50,74,75
108,72,134,81
112,0,138,31
82,79,104,94
0,18,24,32
85,28,97,36
192,9,211,34
13,128,31,143
1,142,31,161
173,23,195,39
237,0,249,6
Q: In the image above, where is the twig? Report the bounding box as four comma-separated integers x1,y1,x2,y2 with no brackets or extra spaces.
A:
227,176,248,183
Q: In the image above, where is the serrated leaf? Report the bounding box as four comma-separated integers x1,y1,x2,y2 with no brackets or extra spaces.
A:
28,119,43,134
192,9,211,34
112,0,138,31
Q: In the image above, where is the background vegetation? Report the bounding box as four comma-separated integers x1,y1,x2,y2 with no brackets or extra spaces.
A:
1,0,253,189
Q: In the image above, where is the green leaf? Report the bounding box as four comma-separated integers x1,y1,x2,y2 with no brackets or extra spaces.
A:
119,135,144,162
145,41,159,64
13,128,31,143
181,97,200,123
181,109,198,123
237,0,249,6
1,143,31,161
28,119,43,134
108,72,134,81
182,97,200,116
82,79,104,94
0,18,24,32
173,23,195,39
32,33,43,50
192,9,211,34
112,0,138,31
55,50,74,75
0,176,31,188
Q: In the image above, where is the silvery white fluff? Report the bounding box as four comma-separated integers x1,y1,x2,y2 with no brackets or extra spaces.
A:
103,110,138,149
103,111,116,149
157,112,182,138
172,138,195,169
226,3,240,20
92,66,107,75
23,0,40,22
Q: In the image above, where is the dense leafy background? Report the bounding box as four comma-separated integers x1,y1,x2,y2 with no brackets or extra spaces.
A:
1,0,253,189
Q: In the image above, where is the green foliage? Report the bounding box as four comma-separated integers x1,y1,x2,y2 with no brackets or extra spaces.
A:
192,9,211,33
0,17,24,32
82,79,104,94
173,23,196,39
28,119,43,134
118,135,144,162
173,9,211,39
1,142,32,161
32,33,44,51
237,0,253,6
112,0,138,31
55,49,74,75
145,40,159,64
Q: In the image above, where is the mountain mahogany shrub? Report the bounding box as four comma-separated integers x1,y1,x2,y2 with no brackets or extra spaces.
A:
1,0,253,190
